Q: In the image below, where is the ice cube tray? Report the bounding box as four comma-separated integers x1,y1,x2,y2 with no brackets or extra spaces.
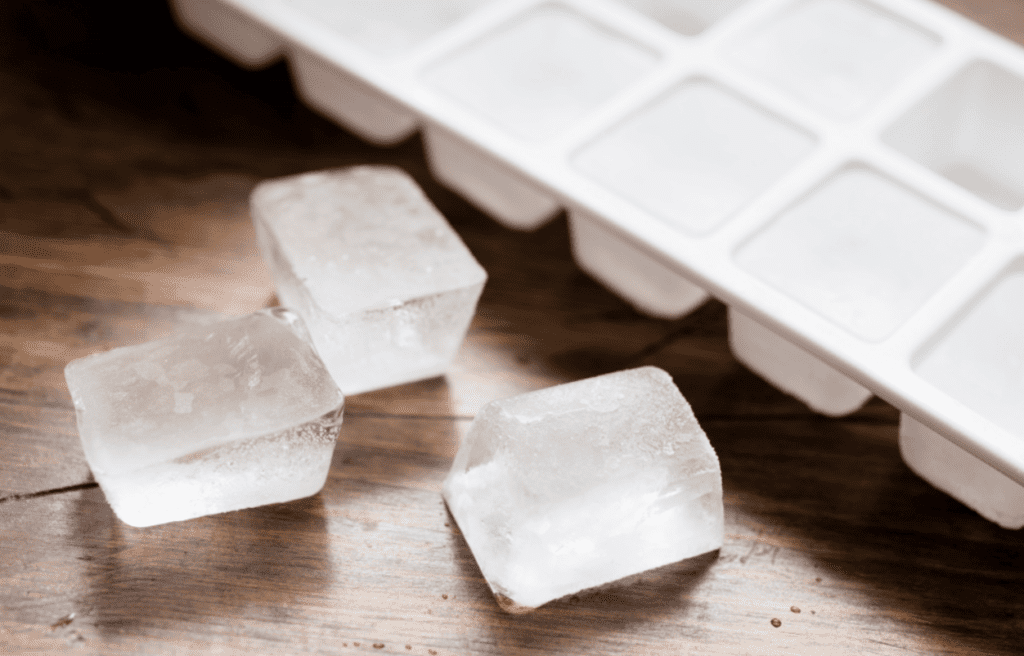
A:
171,0,1024,512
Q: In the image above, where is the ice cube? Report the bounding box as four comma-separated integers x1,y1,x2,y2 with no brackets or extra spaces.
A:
250,166,487,395
443,366,723,612
64,308,345,527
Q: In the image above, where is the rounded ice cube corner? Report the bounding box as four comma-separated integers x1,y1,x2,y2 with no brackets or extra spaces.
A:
63,309,345,528
442,366,723,613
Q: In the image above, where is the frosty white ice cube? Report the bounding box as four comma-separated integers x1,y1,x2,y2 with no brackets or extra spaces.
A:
251,166,487,394
64,308,345,527
443,366,723,612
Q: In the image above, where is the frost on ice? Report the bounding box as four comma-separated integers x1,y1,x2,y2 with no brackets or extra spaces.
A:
64,308,344,527
443,366,723,612
250,165,487,395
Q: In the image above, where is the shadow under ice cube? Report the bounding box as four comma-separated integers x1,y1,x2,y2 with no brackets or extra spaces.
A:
64,308,345,527
443,366,723,612
251,166,487,394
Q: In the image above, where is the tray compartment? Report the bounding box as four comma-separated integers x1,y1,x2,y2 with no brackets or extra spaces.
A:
736,167,984,341
170,0,284,69
289,46,418,145
280,0,498,58
884,61,1024,211
423,124,560,230
899,414,1024,529
423,5,659,141
728,0,939,118
621,0,750,36
568,208,710,318
573,80,816,236
914,263,1024,439
728,307,871,415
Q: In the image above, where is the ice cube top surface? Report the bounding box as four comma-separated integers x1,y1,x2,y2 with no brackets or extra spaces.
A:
250,166,487,314
64,309,344,477
444,366,723,611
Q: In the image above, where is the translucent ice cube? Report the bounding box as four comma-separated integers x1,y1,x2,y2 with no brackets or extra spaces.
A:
251,166,487,394
568,208,710,318
443,366,723,612
64,308,345,527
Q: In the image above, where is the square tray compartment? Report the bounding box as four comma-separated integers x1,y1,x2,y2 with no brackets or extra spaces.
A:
573,80,816,236
568,208,710,318
736,166,985,341
883,60,1024,211
728,307,871,416
728,0,939,118
423,4,659,141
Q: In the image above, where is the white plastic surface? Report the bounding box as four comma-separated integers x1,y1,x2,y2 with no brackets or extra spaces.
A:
900,415,1024,529
174,0,1024,511
170,0,284,69
569,208,710,319
728,307,872,416
424,124,561,229
289,45,418,144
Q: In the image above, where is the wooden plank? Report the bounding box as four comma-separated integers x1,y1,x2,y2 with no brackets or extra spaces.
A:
3,415,1023,654
2,1,1024,654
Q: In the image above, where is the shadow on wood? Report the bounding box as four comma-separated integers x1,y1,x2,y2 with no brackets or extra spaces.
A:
73,486,332,638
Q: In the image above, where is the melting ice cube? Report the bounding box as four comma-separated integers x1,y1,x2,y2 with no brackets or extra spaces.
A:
251,166,487,395
64,308,345,527
443,366,723,612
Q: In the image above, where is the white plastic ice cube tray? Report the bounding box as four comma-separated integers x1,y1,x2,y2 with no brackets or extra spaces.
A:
172,0,1024,492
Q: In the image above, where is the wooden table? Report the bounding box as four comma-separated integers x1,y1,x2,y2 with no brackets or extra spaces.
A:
2,2,1022,653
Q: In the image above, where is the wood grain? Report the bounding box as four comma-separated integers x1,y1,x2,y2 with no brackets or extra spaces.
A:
2,1,1023,654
